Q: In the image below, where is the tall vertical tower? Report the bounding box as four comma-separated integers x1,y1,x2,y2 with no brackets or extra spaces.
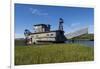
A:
59,18,64,31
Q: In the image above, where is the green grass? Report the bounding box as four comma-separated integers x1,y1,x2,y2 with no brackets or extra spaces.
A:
15,44,94,65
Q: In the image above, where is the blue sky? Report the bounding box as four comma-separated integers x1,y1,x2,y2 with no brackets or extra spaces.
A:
15,3,94,38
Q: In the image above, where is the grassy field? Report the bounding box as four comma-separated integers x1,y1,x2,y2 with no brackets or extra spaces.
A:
15,43,94,65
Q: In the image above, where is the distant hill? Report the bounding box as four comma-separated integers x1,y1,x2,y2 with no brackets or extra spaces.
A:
15,38,25,40
15,38,25,46
65,34,94,40
65,27,88,39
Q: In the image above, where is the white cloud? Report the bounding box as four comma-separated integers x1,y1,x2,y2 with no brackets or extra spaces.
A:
29,8,48,16
70,23,80,27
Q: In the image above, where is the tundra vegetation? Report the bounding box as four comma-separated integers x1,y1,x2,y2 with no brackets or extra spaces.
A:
15,42,94,65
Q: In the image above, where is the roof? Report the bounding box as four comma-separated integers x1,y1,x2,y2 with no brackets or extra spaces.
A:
30,30,64,34
34,24,49,26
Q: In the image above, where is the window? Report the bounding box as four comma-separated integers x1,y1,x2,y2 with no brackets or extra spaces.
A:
51,34,53,36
